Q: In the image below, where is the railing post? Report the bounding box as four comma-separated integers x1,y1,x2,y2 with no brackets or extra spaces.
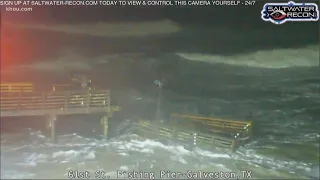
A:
211,136,215,147
86,90,90,113
41,92,46,111
64,91,69,112
171,127,176,140
231,139,237,152
106,90,112,117
19,90,22,111
42,92,46,111
247,122,253,138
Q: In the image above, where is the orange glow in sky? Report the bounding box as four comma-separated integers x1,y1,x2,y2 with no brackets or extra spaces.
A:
1,25,35,69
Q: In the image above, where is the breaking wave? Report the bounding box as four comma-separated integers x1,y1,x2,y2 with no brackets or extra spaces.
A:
176,45,319,68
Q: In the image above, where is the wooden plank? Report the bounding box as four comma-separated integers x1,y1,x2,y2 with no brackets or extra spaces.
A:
1,107,109,117
0,90,33,92
190,118,248,127
171,114,249,125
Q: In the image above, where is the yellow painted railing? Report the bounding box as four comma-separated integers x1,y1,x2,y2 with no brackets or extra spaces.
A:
133,120,241,151
0,90,117,114
0,83,33,92
171,114,252,137
0,82,74,92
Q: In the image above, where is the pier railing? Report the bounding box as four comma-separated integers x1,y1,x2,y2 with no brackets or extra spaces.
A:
171,114,252,138
132,120,240,151
0,90,119,117
0,83,73,92
0,83,34,92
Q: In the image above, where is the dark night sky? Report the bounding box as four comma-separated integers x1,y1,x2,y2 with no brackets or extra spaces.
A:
0,0,319,69
2,0,318,43
3,0,319,28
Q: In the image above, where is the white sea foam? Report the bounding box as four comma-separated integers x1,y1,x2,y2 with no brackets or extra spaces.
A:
176,45,319,68
1,130,313,179
3,52,93,73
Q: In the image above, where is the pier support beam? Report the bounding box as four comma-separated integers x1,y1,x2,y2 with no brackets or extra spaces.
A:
46,115,57,143
101,115,109,139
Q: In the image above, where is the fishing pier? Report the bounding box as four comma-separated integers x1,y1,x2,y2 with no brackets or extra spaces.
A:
0,83,120,142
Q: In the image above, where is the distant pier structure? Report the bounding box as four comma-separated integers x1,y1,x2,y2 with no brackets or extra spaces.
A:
0,82,120,142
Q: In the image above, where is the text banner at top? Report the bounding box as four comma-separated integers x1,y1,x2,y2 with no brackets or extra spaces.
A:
0,0,255,7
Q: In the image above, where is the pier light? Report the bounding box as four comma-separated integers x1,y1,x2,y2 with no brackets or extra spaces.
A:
234,133,240,138
193,133,197,145
244,124,250,129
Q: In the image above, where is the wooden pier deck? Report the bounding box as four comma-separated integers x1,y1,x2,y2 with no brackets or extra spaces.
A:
0,83,120,142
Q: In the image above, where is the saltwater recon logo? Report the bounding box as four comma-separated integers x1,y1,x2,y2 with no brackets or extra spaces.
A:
261,1,319,24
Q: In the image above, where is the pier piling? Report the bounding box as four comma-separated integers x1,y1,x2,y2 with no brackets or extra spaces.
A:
101,115,109,139
46,115,57,143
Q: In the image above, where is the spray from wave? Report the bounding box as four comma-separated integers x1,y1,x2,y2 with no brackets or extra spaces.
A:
176,45,319,68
